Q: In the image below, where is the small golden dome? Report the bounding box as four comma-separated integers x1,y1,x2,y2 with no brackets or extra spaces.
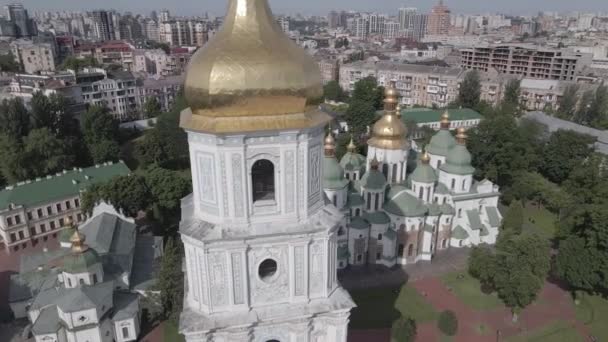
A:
421,149,431,164
370,156,380,170
181,0,329,134
456,127,468,144
347,137,357,152
440,110,450,129
368,81,408,150
324,132,336,156
70,229,89,253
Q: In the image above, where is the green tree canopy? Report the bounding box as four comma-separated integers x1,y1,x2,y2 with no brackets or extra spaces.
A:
59,56,98,71
143,97,162,118
540,130,595,184
345,99,376,137
557,84,579,120
323,80,345,102
0,53,20,72
350,76,384,109
0,98,30,139
391,317,416,342
457,70,481,109
144,166,192,212
502,200,524,235
158,237,184,321
437,310,458,336
498,79,521,116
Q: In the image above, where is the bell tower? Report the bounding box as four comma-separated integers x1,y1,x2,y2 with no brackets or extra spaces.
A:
178,1,355,341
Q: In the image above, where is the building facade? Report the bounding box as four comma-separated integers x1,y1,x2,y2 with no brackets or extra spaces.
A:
178,0,354,340
460,44,593,81
11,40,56,74
0,162,130,254
427,0,451,36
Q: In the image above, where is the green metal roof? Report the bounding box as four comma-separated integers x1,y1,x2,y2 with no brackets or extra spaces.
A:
349,216,370,230
411,163,438,184
62,248,101,273
340,152,366,171
435,182,450,194
427,203,442,216
440,203,455,215
363,211,391,225
439,145,475,175
401,108,482,124
452,225,469,240
360,169,387,191
384,188,428,217
58,226,77,243
323,156,348,190
466,210,484,230
427,130,457,156
0,162,131,210
485,206,501,228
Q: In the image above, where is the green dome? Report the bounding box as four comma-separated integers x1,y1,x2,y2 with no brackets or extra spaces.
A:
384,187,427,217
428,130,456,157
439,144,475,175
59,227,77,244
323,156,348,189
63,249,101,274
360,169,387,191
340,152,366,172
410,163,438,184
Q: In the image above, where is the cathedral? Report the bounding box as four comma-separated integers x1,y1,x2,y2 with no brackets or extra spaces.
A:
324,86,502,269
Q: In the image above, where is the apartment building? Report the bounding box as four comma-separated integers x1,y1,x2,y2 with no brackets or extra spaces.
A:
0,162,130,253
340,61,462,108
79,69,140,120
158,20,208,47
134,48,191,76
460,44,593,81
10,39,56,74
138,74,183,113
316,57,340,84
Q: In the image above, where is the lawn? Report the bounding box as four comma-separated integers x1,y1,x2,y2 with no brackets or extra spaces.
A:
164,320,185,342
523,205,557,241
505,321,582,342
349,285,438,329
575,294,608,341
440,272,504,311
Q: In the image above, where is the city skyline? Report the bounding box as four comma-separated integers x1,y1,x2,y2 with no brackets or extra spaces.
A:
11,0,608,17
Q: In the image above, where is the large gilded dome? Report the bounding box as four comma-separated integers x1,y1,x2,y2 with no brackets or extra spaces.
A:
368,82,409,150
181,0,328,134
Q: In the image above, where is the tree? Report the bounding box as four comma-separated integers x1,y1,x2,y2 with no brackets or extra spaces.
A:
143,97,162,118
144,166,192,213
22,128,73,178
540,130,595,184
557,84,579,120
0,134,28,184
82,175,151,217
437,310,458,336
345,99,376,137
493,234,551,319
499,79,521,116
0,98,30,139
555,236,601,292
323,80,344,102
81,105,119,144
502,200,524,234
457,70,481,109
89,139,121,164
574,90,594,125
391,317,416,342
0,53,20,72
588,85,608,128
351,77,384,110
158,237,184,321
468,246,497,289
59,56,98,71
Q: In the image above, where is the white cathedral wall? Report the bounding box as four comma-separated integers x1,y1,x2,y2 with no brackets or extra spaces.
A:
185,126,325,228
367,147,408,183
428,154,446,170
182,230,338,316
438,170,472,194
324,187,348,209
114,318,138,342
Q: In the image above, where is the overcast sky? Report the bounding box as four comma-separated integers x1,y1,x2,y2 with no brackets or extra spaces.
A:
10,0,608,17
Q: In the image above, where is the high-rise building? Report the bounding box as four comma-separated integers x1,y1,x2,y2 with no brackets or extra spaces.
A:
159,20,208,47
178,0,355,340
354,15,369,38
159,9,171,22
427,0,451,36
3,3,36,37
277,16,290,33
398,7,417,31
328,10,341,29
398,7,427,41
91,10,117,41
369,13,386,34
383,21,400,39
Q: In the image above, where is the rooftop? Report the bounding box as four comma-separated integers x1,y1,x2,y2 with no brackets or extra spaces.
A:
401,108,482,124
0,161,131,211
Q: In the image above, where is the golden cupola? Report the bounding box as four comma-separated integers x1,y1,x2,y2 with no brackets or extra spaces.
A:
367,81,408,150
181,0,329,134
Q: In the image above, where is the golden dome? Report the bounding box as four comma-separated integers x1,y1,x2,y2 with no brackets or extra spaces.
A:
347,137,357,152
440,110,450,129
324,132,336,156
368,81,408,150
181,0,329,134
455,127,468,144
70,229,89,253
420,150,431,164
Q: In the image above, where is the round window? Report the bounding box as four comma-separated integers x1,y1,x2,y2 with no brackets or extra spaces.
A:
258,259,278,282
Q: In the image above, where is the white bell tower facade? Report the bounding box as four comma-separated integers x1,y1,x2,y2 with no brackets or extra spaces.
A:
178,1,354,341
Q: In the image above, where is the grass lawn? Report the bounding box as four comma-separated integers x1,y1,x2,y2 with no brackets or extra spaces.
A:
523,205,557,241
575,294,608,341
349,285,438,329
505,321,582,342
164,320,185,342
440,272,503,311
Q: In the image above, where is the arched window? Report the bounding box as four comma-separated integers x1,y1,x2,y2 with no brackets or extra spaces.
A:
442,239,447,248
338,226,345,236
462,179,466,190
418,187,424,199
451,178,455,190
399,224,406,231
458,208,462,218
407,244,414,257
437,160,442,168
333,195,337,206
382,163,389,178
355,208,361,216
443,197,447,204
377,233,383,241
252,160,275,202
346,173,350,180
434,196,438,203
374,193,379,210
366,193,371,210
459,240,464,247
79,278,85,285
